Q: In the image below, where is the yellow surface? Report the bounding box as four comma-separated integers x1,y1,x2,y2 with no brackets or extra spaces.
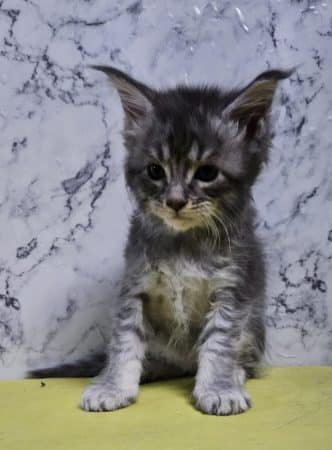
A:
1,367,331,450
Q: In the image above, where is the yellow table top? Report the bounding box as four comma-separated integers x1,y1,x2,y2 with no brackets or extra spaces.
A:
1,367,331,450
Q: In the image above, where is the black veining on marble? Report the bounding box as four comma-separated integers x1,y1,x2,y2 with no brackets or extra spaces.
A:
0,294,20,311
62,141,111,222
267,248,329,346
126,1,143,16
62,161,96,195
11,137,27,155
292,186,318,217
0,0,331,371
267,10,278,48
37,298,78,354
0,293,23,356
16,238,38,259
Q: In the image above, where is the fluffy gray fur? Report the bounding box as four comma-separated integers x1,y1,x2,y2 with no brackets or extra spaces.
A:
31,66,292,415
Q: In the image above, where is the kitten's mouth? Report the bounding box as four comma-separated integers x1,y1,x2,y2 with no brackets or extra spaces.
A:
164,215,195,231
168,213,193,227
151,204,200,231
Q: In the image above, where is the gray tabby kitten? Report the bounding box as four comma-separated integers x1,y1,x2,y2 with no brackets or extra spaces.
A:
32,65,291,415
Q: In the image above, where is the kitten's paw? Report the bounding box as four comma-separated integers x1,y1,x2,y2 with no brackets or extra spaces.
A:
80,384,138,412
193,386,251,415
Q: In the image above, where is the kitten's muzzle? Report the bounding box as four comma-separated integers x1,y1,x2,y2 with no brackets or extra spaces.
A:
166,196,187,212
165,184,187,212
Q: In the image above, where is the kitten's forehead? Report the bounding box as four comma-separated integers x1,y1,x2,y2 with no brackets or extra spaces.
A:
187,140,199,160
149,140,217,166
144,110,247,180
148,110,223,164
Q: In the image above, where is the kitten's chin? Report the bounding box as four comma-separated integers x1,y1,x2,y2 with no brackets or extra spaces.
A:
160,215,199,232
164,219,194,231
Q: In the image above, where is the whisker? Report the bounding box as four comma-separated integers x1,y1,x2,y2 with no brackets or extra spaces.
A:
198,202,233,255
199,204,222,251
210,209,232,255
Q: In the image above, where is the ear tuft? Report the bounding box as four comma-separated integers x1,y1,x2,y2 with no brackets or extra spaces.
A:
224,68,293,138
90,65,155,123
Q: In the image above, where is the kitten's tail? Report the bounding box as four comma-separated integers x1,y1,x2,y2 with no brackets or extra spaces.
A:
26,352,106,378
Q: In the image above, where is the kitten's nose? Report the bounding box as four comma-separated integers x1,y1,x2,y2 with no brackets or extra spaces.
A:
166,197,187,212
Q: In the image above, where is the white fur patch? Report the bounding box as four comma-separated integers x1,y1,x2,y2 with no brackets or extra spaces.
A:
141,257,239,345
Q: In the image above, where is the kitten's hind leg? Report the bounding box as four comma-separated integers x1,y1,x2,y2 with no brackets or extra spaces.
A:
238,314,266,379
81,296,146,412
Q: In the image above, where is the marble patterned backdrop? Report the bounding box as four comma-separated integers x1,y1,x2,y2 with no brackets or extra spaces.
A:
0,0,331,378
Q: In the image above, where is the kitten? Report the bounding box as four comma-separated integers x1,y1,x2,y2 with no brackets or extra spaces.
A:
30,65,291,415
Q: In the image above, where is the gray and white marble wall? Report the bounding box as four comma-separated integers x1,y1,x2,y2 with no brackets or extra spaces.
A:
0,0,331,378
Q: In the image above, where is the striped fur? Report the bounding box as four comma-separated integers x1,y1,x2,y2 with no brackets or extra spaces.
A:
30,66,291,415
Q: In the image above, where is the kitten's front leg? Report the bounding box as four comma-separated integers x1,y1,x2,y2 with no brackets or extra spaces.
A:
193,293,250,416
81,295,146,412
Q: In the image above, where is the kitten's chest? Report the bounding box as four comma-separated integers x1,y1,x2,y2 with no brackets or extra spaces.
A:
141,260,213,341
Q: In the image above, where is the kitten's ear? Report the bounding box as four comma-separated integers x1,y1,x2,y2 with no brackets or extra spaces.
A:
90,65,155,123
223,69,293,138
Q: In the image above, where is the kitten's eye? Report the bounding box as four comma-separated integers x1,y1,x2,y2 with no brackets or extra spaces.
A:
147,163,165,181
194,165,219,182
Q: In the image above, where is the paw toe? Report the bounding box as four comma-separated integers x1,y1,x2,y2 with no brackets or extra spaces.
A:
81,385,136,412
194,388,251,416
